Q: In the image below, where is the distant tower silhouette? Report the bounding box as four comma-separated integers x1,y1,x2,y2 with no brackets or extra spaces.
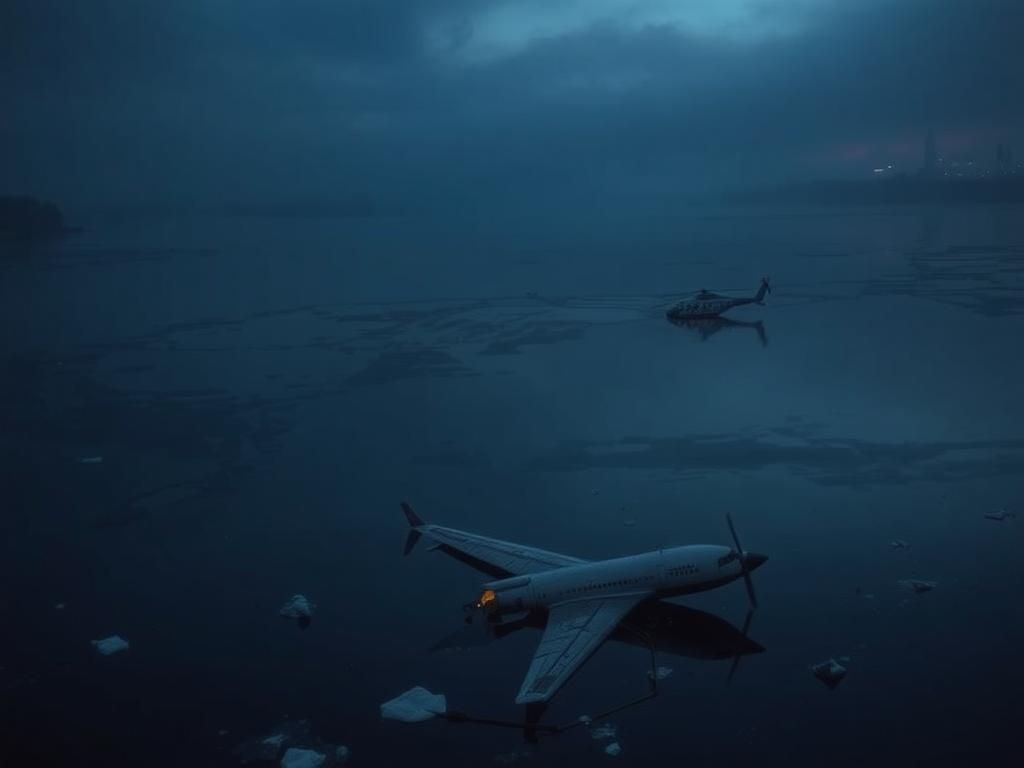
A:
923,129,938,177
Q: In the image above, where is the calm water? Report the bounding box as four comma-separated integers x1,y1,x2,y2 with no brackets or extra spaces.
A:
2,204,1022,766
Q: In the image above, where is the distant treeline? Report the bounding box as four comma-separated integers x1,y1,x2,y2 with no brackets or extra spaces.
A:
732,175,1024,206
0,195,67,237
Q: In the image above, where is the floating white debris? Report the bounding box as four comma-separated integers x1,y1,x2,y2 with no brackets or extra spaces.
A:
280,594,314,629
77,456,104,464
335,745,350,764
647,665,673,681
899,579,937,594
380,686,447,722
280,747,325,768
91,635,129,655
889,539,909,549
985,509,1013,521
810,658,847,689
605,742,622,757
590,723,617,741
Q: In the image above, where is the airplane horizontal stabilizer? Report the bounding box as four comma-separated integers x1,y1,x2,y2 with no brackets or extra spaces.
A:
402,501,424,527
404,528,422,556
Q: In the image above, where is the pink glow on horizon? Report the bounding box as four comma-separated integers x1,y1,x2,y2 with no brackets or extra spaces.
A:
809,123,1011,175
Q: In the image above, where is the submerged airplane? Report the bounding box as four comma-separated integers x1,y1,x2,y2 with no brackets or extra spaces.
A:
401,502,767,707
666,277,771,320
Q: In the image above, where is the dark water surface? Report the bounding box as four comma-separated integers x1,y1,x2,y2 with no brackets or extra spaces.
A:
2,205,1022,766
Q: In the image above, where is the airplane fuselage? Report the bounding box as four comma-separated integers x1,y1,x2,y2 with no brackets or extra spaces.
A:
479,544,758,617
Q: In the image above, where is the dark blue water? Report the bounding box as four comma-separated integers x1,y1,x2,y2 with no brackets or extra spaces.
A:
2,205,1022,766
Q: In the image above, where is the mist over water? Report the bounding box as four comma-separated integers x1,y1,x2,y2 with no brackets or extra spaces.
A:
4,0,1024,763
2,203,1022,766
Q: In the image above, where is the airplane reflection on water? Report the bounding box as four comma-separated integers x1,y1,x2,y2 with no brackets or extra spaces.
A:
432,599,764,671
430,599,763,740
669,315,768,347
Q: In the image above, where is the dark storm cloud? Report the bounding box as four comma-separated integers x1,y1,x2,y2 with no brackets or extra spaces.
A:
3,0,1022,209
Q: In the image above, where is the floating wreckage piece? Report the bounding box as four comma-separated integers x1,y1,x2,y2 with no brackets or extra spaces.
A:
899,579,937,594
889,539,910,550
91,635,130,656
605,742,623,757
281,747,325,768
985,509,1014,521
280,594,315,629
590,722,617,741
810,658,848,690
380,686,448,723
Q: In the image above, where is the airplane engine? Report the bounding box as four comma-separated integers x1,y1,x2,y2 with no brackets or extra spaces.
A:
474,575,534,620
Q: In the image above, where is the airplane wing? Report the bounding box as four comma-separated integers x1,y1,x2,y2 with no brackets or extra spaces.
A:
402,502,586,578
515,594,648,705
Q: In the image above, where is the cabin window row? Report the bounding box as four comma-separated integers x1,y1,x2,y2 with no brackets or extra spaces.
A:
667,565,698,576
566,576,651,594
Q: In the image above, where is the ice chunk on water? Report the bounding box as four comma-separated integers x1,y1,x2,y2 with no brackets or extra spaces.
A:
605,742,622,757
647,665,673,681
590,723,617,741
233,721,312,763
899,579,937,594
280,747,325,768
92,635,129,655
380,686,447,722
810,658,847,689
280,594,314,629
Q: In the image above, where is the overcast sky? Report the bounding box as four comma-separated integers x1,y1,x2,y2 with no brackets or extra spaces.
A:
3,0,1022,211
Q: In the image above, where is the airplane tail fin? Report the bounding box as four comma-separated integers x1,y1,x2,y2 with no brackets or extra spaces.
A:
402,501,424,556
755,276,771,305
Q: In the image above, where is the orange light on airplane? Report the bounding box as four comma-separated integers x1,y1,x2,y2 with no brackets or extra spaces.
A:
477,589,496,609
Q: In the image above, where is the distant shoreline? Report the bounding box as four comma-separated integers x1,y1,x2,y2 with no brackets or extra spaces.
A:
0,195,80,239
731,175,1024,206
